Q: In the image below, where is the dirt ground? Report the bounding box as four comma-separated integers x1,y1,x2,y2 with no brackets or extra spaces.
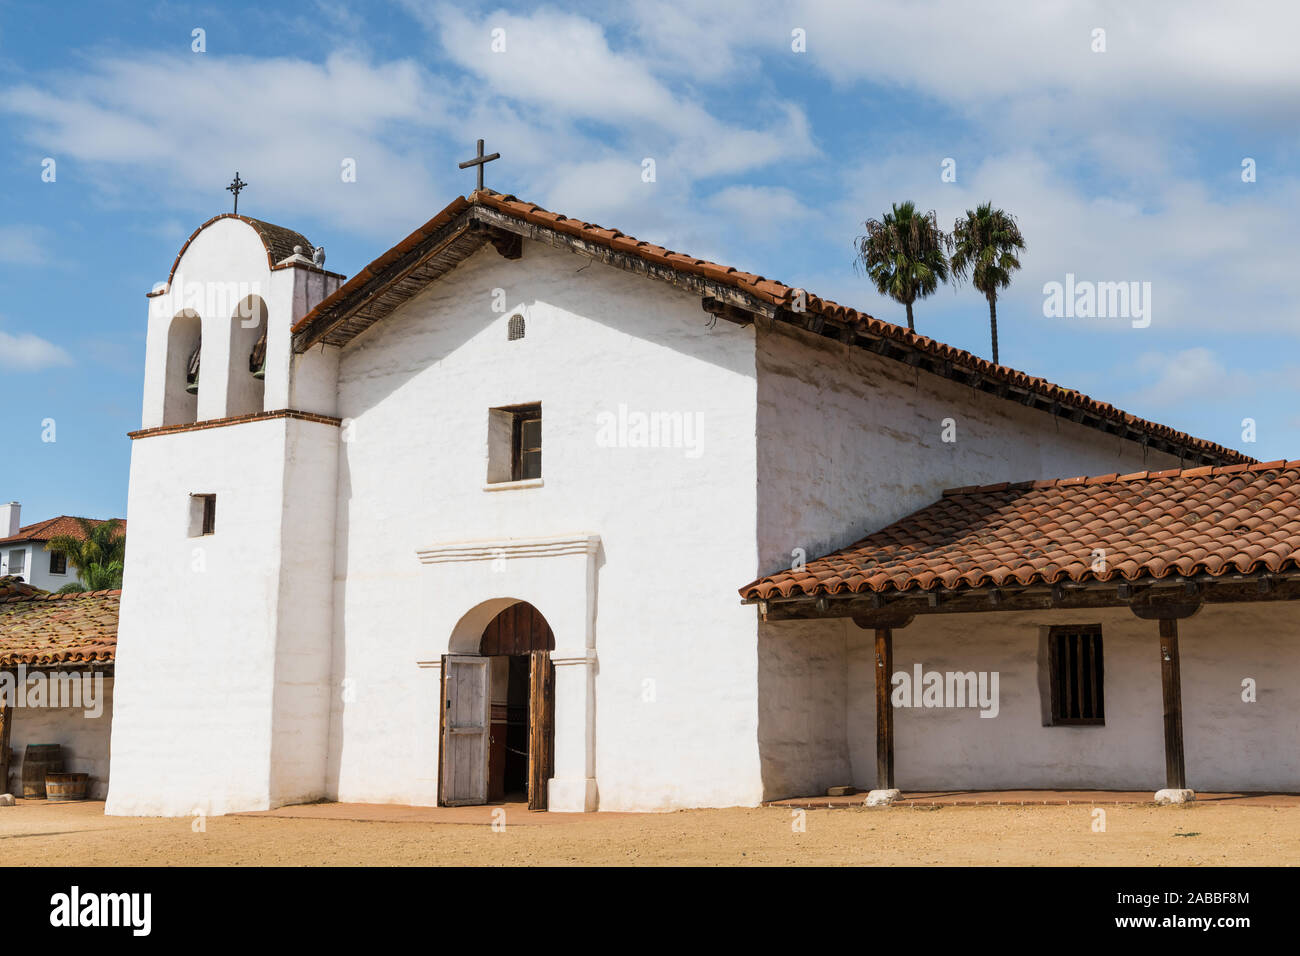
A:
2,798,1298,865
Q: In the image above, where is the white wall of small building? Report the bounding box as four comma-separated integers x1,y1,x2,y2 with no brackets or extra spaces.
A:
1,542,109,591
3,543,71,591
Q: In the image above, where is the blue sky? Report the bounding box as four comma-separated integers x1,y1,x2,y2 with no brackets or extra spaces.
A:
1,0,1297,523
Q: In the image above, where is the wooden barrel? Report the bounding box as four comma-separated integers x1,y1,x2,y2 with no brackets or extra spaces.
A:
45,772,89,802
21,744,63,799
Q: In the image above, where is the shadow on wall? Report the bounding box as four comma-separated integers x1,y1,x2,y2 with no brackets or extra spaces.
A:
756,618,853,801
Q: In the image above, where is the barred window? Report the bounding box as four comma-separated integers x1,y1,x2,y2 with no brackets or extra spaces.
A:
1048,625,1104,725
508,314,525,341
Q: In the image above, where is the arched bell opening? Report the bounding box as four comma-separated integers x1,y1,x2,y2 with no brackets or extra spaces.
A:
163,310,202,426
227,295,267,417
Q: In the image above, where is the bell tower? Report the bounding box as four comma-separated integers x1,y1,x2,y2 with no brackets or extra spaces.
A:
107,209,347,816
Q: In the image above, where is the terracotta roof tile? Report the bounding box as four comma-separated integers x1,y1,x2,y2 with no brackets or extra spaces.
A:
0,515,125,547
146,213,333,299
0,575,44,601
740,461,1300,599
0,589,118,666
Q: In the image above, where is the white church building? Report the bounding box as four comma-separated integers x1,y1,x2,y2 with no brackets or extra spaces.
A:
105,187,1300,816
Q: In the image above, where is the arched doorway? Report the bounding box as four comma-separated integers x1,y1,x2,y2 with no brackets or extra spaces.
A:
439,601,555,810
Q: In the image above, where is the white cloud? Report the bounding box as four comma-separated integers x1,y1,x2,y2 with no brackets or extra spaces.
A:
1128,348,1234,407
626,1,1300,121
0,328,74,371
1,6,814,251
0,53,452,236
708,185,815,237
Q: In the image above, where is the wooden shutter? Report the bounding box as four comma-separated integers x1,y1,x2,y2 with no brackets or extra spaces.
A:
439,656,490,806
527,650,555,811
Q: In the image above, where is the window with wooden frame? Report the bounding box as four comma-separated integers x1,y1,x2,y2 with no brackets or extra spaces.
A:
511,404,541,480
487,403,542,484
189,493,217,537
1048,625,1104,725
48,551,67,575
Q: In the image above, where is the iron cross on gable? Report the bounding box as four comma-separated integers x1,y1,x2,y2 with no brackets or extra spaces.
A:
458,139,500,192
227,172,248,215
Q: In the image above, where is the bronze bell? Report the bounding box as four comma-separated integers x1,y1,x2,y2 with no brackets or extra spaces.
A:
185,342,201,394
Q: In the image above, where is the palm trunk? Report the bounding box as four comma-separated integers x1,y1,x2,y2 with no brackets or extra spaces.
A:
905,300,915,331
987,294,999,365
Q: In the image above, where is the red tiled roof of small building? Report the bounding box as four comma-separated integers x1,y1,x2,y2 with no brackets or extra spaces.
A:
0,515,125,547
741,460,1300,600
0,588,118,666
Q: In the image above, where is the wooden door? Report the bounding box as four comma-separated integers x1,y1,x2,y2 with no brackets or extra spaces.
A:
527,650,555,811
440,656,490,806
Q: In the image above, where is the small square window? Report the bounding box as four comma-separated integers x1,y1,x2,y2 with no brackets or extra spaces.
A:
487,404,541,484
6,549,23,575
1048,625,1104,725
189,494,217,537
49,552,67,575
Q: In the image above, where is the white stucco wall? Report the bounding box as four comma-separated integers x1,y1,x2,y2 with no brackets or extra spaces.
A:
756,618,852,799
4,676,114,799
327,240,761,811
106,416,338,816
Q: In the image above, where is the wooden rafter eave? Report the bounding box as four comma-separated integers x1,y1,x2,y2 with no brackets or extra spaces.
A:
748,570,1300,624
291,213,488,352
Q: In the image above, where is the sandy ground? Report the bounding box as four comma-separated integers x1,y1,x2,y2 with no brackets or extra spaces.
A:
1,798,1298,865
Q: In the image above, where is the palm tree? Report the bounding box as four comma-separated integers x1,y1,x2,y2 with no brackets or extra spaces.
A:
855,201,951,332
44,518,125,593
950,202,1025,365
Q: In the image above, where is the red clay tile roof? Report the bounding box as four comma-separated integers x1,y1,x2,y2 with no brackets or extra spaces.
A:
741,460,1300,600
0,589,118,667
0,516,125,547
0,575,44,601
290,189,1248,466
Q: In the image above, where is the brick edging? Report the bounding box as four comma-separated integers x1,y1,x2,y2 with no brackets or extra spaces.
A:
128,408,342,440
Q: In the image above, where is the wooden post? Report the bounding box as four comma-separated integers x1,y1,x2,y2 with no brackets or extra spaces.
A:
875,628,895,790
1158,618,1186,790
0,673,11,797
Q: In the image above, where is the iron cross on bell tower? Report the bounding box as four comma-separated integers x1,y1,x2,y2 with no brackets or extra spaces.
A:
226,172,248,215
458,139,500,192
